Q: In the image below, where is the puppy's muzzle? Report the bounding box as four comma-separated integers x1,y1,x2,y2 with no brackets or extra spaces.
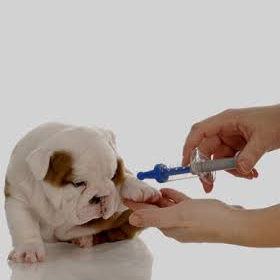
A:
88,196,102,205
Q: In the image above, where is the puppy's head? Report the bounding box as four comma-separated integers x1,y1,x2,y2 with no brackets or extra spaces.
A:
26,126,126,225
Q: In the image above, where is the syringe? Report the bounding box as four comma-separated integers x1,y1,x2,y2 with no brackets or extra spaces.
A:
137,148,238,184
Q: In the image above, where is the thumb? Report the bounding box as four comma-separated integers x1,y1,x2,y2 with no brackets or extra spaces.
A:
237,136,265,174
129,206,180,228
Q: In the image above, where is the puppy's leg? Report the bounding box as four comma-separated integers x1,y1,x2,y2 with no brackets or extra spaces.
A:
91,222,142,246
70,210,142,247
5,197,45,263
120,174,161,203
71,235,94,248
95,209,142,244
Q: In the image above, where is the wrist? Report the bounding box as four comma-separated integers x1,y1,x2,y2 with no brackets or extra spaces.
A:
199,202,246,244
214,205,247,245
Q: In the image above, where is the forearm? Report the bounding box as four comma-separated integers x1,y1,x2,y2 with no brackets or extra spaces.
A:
221,204,280,247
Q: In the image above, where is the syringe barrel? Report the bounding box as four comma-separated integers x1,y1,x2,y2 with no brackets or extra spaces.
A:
191,157,236,174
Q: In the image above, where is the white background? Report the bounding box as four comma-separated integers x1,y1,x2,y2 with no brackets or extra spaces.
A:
1,1,280,279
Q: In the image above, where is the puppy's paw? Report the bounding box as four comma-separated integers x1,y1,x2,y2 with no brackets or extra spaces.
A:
71,236,93,248
8,242,45,263
122,178,161,203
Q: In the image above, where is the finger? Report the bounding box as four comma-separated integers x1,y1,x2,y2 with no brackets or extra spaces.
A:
160,227,187,241
225,169,254,179
213,145,238,178
198,141,233,193
182,115,235,165
157,197,176,207
225,168,259,179
124,196,175,209
213,150,258,179
142,196,176,208
160,188,190,203
198,141,231,193
236,135,265,174
214,146,250,178
212,144,235,159
129,206,180,228
160,228,176,239
230,205,245,210
252,168,259,178
198,172,214,193
219,134,246,151
182,122,206,166
200,142,254,192
145,192,162,204
123,199,159,211
202,181,214,193
198,135,222,157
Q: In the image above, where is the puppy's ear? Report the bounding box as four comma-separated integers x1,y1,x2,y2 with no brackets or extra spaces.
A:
102,129,117,151
26,147,53,180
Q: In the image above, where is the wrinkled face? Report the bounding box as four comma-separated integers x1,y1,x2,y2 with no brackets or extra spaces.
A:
27,127,126,225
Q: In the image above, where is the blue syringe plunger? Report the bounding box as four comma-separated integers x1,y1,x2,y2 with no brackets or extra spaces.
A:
137,164,191,183
136,148,238,184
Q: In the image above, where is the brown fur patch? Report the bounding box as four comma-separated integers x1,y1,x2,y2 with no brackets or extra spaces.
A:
112,158,126,186
81,213,120,229
4,178,11,197
81,210,142,246
92,210,142,245
44,151,73,187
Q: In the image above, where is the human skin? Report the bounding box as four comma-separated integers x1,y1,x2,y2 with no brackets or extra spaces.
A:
123,105,280,247
182,104,280,192
124,188,280,247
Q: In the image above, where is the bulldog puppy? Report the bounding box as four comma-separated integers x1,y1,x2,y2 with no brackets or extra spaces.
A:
5,122,160,263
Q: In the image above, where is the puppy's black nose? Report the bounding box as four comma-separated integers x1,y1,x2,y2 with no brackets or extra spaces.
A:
89,196,101,204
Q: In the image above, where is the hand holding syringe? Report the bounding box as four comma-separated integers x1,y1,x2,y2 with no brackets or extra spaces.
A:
126,106,280,248
137,148,239,185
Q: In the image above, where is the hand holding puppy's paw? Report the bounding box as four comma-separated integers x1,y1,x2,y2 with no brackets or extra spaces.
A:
8,242,45,263
122,177,161,203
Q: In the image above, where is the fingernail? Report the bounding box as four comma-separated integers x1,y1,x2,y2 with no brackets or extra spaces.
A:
130,214,142,226
203,184,213,193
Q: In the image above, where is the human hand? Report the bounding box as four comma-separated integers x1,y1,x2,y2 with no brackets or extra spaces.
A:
182,105,280,192
124,188,235,243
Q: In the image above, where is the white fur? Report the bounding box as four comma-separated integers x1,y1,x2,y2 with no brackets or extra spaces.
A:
5,122,161,263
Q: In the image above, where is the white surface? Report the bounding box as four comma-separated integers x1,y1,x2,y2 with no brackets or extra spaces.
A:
1,1,280,279
8,239,152,280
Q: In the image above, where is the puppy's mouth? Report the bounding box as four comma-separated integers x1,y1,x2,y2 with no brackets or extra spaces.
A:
77,195,108,222
89,195,107,215
89,196,102,205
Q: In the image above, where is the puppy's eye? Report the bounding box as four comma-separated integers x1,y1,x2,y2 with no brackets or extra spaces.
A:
111,171,117,181
72,181,87,188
